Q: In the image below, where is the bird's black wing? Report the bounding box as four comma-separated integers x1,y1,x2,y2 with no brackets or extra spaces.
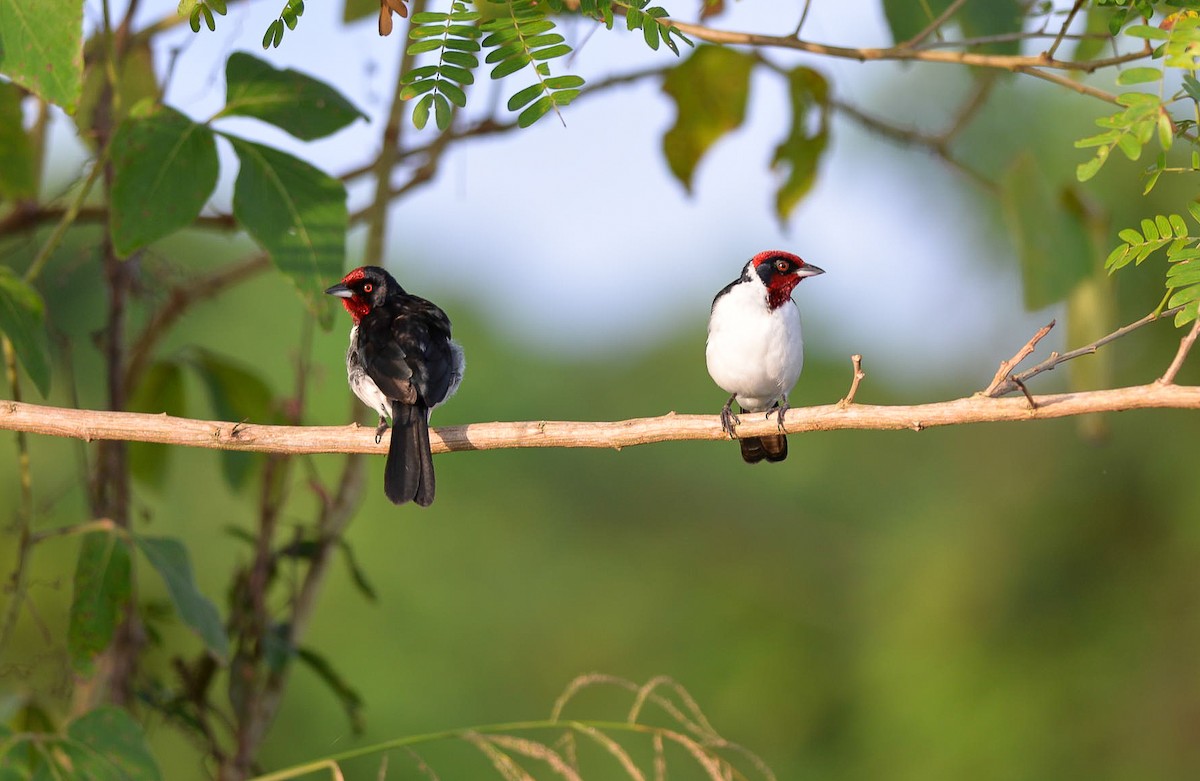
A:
360,296,455,408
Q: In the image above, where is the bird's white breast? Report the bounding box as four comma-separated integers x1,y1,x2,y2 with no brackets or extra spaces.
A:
705,279,805,412
346,325,392,420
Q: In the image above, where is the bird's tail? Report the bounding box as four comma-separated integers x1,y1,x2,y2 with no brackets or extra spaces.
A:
384,401,436,506
740,434,788,464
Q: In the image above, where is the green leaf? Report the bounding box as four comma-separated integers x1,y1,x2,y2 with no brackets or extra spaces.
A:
109,104,219,257
1155,214,1172,239
1118,228,1144,245
68,531,132,674
507,82,543,111
1188,201,1200,226
1076,150,1107,182
186,347,273,489
221,52,365,141
134,535,229,661
0,81,35,199
772,66,829,224
65,707,162,781
661,45,754,192
1117,67,1162,84
0,0,83,112
517,94,553,127
1104,243,1132,272
1168,283,1200,308
1125,24,1170,40
1141,218,1159,242
1000,153,1093,310
412,93,433,128
433,93,450,129
296,647,365,733
1174,299,1199,327
230,138,346,327
0,266,50,396
128,360,187,489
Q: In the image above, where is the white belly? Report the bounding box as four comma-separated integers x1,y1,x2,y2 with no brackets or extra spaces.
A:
706,287,804,412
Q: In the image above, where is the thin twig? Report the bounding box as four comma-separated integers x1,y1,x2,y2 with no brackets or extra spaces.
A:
665,18,1151,76
1045,0,1087,60
900,0,970,49
0,338,35,655
989,305,1185,397
1158,316,1200,385
792,0,814,38
837,355,865,408
984,319,1056,396
363,0,426,266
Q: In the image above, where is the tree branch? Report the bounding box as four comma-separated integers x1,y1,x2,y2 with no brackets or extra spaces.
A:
665,18,1150,76
3,384,1199,455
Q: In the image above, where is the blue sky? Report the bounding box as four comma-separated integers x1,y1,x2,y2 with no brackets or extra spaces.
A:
68,0,1060,383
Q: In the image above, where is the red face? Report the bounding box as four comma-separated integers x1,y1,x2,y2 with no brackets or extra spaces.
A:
330,268,374,323
751,250,817,310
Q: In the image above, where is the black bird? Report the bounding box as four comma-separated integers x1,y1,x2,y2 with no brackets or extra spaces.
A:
326,266,464,506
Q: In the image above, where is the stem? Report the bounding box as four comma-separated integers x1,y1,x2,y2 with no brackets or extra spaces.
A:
0,337,35,654
363,0,427,266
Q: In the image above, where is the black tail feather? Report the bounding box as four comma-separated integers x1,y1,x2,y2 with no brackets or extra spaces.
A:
384,402,436,506
739,434,788,464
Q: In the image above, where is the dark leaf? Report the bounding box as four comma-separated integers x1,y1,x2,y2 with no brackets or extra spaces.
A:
221,52,365,141
661,45,754,192
65,707,162,781
0,81,35,199
229,137,346,327
0,0,84,111
134,535,229,661
68,531,132,674
772,66,829,224
297,647,365,733
109,104,219,256
0,267,51,396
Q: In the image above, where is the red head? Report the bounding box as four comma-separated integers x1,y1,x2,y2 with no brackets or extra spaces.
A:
750,250,825,309
324,266,404,324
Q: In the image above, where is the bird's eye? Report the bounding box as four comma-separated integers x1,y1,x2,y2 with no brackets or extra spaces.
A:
362,283,373,293
775,259,789,272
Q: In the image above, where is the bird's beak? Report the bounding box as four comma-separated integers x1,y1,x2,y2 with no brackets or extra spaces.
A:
325,282,354,298
795,264,825,278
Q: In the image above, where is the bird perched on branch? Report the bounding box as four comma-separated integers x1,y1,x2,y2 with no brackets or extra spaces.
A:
326,266,464,506
705,250,825,463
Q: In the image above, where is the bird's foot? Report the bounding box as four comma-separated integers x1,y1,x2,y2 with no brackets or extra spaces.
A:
374,416,389,445
767,398,791,433
719,396,741,437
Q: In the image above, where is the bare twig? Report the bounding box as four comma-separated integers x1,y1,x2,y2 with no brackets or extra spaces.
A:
1159,316,1200,385
900,0,970,49
988,306,1185,397
3,384,1200,455
0,338,35,654
837,355,865,408
363,0,426,266
984,319,1056,396
665,18,1150,76
1045,0,1087,60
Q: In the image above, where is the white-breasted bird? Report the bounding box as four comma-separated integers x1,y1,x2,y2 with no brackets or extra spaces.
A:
705,250,825,463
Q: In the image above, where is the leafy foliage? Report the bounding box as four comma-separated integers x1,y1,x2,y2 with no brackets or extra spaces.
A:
109,103,219,256
1104,205,1200,326
135,535,230,661
0,82,35,200
0,707,162,780
220,52,365,141
772,66,830,224
401,2,483,129
0,266,50,395
68,531,132,674
0,0,83,112
263,0,306,49
479,0,582,127
181,0,228,33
